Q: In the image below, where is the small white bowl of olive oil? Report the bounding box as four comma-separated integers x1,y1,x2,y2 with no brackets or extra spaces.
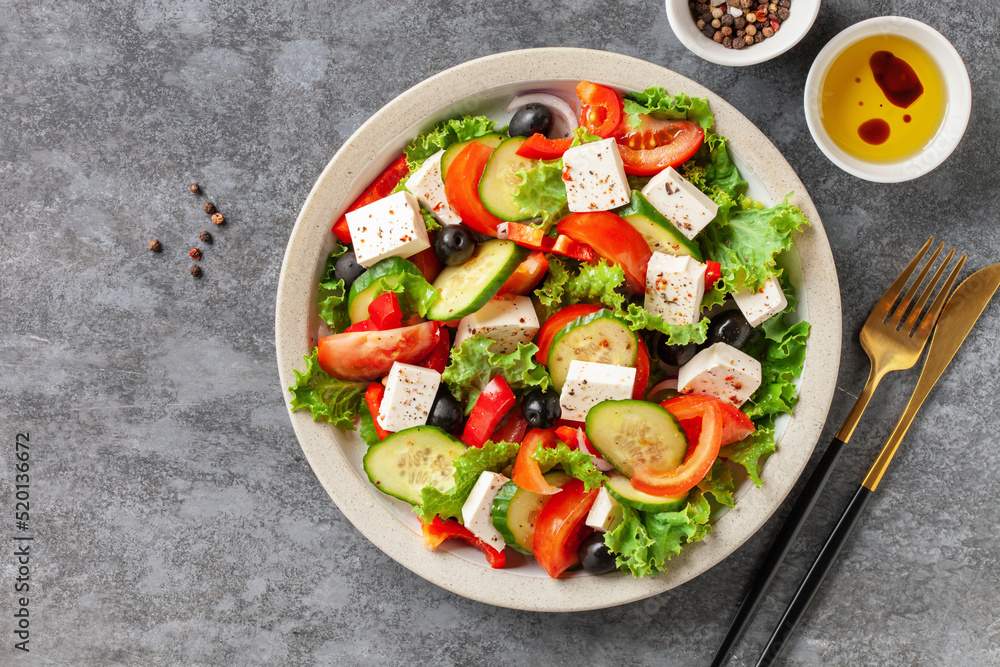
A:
804,16,971,182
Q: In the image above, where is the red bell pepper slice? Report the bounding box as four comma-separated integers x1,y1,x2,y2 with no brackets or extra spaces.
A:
503,222,595,261
661,394,755,450
515,133,573,160
532,477,599,578
364,382,391,441
367,292,403,330
497,250,550,297
421,516,506,569
461,375,515,448
631,399,724,497
344,319,378,333
705,261,722,291
490,405,528,445
576,81,622,139
511,428,562,495
557,211,652,293
534,304,604,365
443,141,504,236
331,155,409,243
414,330,450,373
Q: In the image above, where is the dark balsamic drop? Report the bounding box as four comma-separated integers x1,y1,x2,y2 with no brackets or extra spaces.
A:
858,118,891,145
903,114,912,123
870,51,924,108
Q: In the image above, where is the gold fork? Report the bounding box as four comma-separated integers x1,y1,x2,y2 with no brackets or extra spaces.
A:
712,237,966,667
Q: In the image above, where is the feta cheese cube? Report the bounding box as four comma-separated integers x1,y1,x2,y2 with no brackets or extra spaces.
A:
732,277,789,328
677,342,762,407
644,251,707,326
377,362,441,432
559,360,636,423
640,167,719,240
562,138,631,212
452,296,540,353
345,191,431,268
404,149,463,226
461,471,509,551
586,488,623,533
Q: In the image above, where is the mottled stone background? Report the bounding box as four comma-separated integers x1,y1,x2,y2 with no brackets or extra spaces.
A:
1,1,998,665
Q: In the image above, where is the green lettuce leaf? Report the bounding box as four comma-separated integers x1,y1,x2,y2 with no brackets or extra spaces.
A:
531,442,605,491
512,160,567,232
363,270,440,318
404,115,497,172
442,336,553,413
564,260,627,311
622,87,715,132
604,493,713,577
416,439,520,522
317,243,352,332
534,255,575,321
697,460,735,508
358,403,380,447
621,304,709,346
288,349,367,428
720,420,776,488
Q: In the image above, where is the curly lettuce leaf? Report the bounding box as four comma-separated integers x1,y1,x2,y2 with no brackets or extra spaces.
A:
404,115,497,172
288,349,367,428
512,160,567,232
416,439,520,522
721,420,776,488
604,493,713,577
317,243,352,332
621,304,709,346
534,255,574,321
697,460,735,508
531,442,604,491
744,291,810,421
623,87,715,132
442,336,552,413
358,403,380,447
564,260,627,311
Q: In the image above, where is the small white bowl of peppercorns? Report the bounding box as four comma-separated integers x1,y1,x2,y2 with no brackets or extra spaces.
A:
666,0,820,66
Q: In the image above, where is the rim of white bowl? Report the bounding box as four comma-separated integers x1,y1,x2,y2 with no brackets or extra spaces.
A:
803,16,972,183
665,0,822,67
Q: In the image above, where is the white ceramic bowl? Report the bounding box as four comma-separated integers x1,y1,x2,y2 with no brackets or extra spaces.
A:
666,0,821,66
275,47,842,611
804,16,972,182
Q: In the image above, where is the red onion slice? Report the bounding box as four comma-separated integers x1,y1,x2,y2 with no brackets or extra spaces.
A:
506,93,578,138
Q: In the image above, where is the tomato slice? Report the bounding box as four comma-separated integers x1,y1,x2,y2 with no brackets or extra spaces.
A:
316,321,440,381
661,395,755,447
613,116,704,176
414,330,451,373
632,336,650,400
331,155,409,243
490,406,528,445
511,429,562,495
557,212,652,293
408,243,443,284
533,477,599,578
631,399,723,496
443,141,504,236
516,133,573,160
576,81,622,139
534,304,604,365
497,250,549,297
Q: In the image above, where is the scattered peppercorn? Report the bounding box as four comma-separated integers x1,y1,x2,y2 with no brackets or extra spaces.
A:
211,212,224,225
190,265,202,277
190,183,201,194
199,230,212,243
189,248,203,261
203,202,216,215
689,0,790,49
148,239,162,252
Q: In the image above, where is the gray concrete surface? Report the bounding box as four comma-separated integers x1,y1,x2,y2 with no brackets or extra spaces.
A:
2,1,998,665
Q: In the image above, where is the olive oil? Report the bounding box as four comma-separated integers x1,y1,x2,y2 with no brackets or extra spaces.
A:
820,34,945,162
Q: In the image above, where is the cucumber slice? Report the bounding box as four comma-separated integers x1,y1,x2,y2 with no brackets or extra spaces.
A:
604,471,688,512
618,191,703,261
440,133,505,180
427,239,527,321
585,400,687,478
347,256,424,324
491,472,573,554
478,136,541,222
548,310,638,391
362,426,467,505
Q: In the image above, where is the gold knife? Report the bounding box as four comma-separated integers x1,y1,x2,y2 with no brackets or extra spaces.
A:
755,262,1000,666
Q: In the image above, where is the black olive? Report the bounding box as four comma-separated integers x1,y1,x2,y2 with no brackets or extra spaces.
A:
508,104,554,138
334,250,365,289
655,336,698,367
426,388,463,434
433,225,476,266
521,389,561,429
706,310,752,350
578,533,617,574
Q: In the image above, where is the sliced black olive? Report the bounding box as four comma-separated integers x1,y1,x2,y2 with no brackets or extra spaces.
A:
508,104,554,138
426,388,463,434
706,310,752,351
521,389,561,429
433,225,476,266
578,533,617,574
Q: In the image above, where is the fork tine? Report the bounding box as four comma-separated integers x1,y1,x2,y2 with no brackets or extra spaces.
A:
901,247,955,333
912,253,967,340
888,241,944,326
876,237,934,316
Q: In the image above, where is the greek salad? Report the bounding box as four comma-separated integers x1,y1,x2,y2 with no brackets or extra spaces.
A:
288,80,810,578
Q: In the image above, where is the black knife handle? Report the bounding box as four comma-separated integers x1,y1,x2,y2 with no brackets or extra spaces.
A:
710,435,847,667
754,484,874,667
